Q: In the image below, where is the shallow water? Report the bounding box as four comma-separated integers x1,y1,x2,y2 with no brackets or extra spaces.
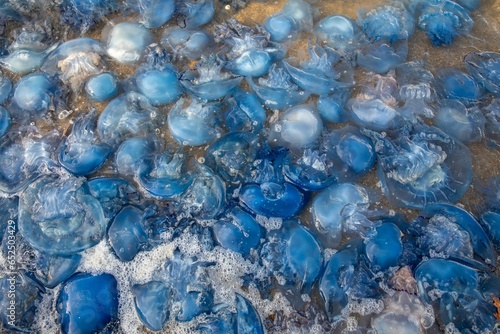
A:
2,0,500,333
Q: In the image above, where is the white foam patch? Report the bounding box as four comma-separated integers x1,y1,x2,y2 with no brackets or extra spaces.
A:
32,286,60,333
255,215,283,231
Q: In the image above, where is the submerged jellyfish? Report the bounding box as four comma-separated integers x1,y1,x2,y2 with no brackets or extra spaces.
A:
434,99,485,143
205,132,259,184
57,273,119,334
132,281,170,331
162,28,213,60
179,162,226,219
161,251,214,321
283,148,335,191
168,98,222,146
247,63,310,110
465,51,500,97
433,67,482,105
108,206,148,262
215,18,283,77
269,104,323,150
0,107,10,138
311,183,370,247
127,0,175,28
364,124,473,209
18,175,107,255
483,98,500,146
212,207,263,256
224,90,266,133
347,73,399,130
9,73,57,121
314,15,361,56
319,239,380,320
87,177,140,219
41,37,105,91
415,258,497,332
322,126,376,182
180,56,242,101
177,0,214,28
357,3,414,43
408,0,474,46
58,110,112,176
283,44,353,95
106,22,154,65
356,39,408,74
0,126,58,194
59,0,118,32
138,150,195,199
261,220,323,296
264,0,314,43
85,72,119,102
0,42,58,75
97,92,159,146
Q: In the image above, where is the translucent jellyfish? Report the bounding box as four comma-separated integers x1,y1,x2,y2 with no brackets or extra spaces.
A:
160,251,214,321
106,22,154,65
85,72,119,102
434,99,485,143
127,0,175,28
269,104,323,150
314,15,361,56
0,42,57,75
9,73,57,121
347,73,399,131
317,89,350,124
33,252,81,288
115,136,157,177
465,51,500,97
365,222,403,270
59,0,118,33
0,75,12,104
224,90,266,133
483,98,500,146
205,132,259,184
18,175,107,256
371,292,434,334
0,106,10,138
215,18,283,77
87,177,140,220
247,63,310,110
41,37,105,91
322,126,376,182
132,281,169,331
161,28,213,60
168,98,222,146
97,92,159,146
0,272,45,331
138,150,195,199
415,258,497,332
419,203,495,265
480,211,500,252
283,148,335,191
177,0,214,28
0,126,58,194
319,239,380,321
58,110,112,176
283,44,354,95
179,162,226,219
357,3,414,43
108,206,148,261
433,67,482,105
364,124,473,209
408,0,474,46
57,273,119,333
239,181,305,218
180,56,243,101
311,183,370,247
212,207,263,256
264,13,299,43
395,58,435,120
260,219,323,295
356,39,408,74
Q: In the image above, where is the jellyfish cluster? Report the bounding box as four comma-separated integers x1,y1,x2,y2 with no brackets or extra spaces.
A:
1,0,500,333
